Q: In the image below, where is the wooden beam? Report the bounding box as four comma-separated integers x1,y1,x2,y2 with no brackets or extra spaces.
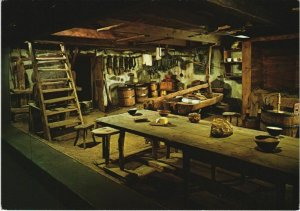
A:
116,34,146,42
144,83,209,110
206,0,281,26
96,23,126,32
242,41,252,118
250,33,299,42
136,37,187,47
46,36,162,51
98,19,220,44
53,28,116,40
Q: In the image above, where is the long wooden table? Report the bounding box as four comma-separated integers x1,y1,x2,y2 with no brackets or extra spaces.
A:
96,109,299,207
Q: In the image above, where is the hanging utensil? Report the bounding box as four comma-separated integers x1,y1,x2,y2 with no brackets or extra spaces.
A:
113,56,118,75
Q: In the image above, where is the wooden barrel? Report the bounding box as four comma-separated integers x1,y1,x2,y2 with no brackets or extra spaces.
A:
135,85,148,103
260,109,299,137
118,87,135,107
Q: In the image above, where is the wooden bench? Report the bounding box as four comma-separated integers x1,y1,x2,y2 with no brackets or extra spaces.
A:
91,127,120,165
74,122,95,149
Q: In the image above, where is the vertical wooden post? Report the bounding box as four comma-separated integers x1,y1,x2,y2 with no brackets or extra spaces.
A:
206,46,213,96
242,41,252,121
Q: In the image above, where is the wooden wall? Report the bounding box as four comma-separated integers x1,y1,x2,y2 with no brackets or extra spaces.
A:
252,39,299,94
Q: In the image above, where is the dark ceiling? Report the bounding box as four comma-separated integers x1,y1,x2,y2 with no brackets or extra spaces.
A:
2,0,299,48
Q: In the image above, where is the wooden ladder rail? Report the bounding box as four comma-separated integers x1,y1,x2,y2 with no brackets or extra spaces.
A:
27,42,52,141
59,43,84,125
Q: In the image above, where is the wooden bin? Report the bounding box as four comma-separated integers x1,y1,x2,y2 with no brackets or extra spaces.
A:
118,87,135,107
135,85,148,103
260,109,299,137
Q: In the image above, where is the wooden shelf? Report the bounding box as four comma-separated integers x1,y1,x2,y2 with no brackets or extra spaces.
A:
10,88,32,94
222,61,242,64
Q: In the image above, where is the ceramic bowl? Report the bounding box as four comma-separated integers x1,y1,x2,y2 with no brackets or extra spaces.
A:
128,108,137,115
266,126,283,136
254,135,280,152
188,113,201,123
158,110,171,117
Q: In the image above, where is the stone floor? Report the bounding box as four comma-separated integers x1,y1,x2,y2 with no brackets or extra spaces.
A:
11,107,295,209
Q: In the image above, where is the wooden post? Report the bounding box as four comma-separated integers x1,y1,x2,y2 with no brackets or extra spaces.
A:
206,46,213,97
242,41,252,121
93,56,105,112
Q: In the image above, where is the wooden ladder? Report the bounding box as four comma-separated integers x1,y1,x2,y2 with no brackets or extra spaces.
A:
28,40,84,141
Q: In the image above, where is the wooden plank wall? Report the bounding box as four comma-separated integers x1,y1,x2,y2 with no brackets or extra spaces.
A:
251,39,299,93
251,45,263,89
261,40,299,93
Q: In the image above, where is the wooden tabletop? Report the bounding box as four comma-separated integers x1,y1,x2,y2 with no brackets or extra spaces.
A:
96,109,299,183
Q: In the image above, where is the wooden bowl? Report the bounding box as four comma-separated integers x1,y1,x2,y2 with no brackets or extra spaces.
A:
128,108,137,115
188,113,201,123
254,135,280,152
158,110,171,117
266,126,283,136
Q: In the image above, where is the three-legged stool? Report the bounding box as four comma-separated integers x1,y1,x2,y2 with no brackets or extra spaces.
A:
92,127,120,165
222,112,241,126
74,122,95,149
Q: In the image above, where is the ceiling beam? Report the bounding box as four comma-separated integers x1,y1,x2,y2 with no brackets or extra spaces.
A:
96,23,126,32
98,19,220,44
53,28,117,40
250,33,299,42
206,0,281,27
46,36,158,51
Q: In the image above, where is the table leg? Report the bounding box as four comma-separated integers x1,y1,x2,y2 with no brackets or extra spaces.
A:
102,136,106,158
152,140,160,160
182,150,190,202
118,130,126,170
166,145,171,159
106,135,111,165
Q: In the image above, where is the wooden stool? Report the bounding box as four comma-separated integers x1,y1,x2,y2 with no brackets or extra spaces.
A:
74,122,95,149
92,127,120,165
222,112,241,126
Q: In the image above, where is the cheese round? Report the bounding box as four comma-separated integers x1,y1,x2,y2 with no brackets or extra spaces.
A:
156,117,169,124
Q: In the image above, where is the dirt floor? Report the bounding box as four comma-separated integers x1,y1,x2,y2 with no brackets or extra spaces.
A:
11,107,294,209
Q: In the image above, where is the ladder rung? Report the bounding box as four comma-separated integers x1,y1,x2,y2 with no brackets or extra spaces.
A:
42,78,69,82
46,107,78,116
37,60,65,64
48,119,81,129
36,56,66,61
42,81,68,86
44,96,75,104
38,68,68,72
42,88,73,93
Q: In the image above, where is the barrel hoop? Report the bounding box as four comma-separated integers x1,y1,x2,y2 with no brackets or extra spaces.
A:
136,94,148,97
119,96,135,99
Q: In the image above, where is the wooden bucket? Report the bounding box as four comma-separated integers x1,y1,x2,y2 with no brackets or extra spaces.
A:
151,90,158,97
118,87,135,107
260,109,299,137
135,85,148,103
244,117,260,130
150,81,158,91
